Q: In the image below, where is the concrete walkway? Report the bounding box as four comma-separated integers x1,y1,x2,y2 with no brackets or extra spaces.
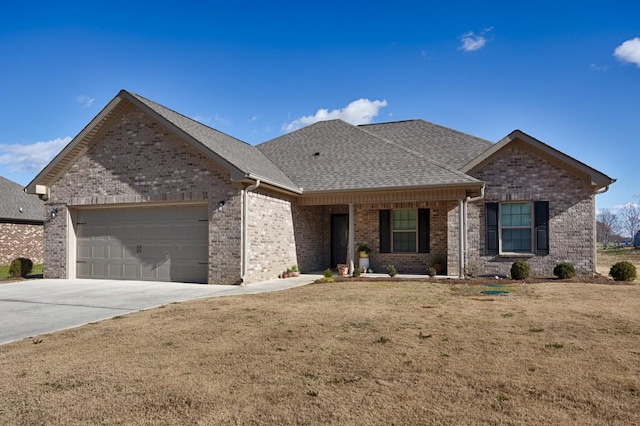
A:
0,274,322,346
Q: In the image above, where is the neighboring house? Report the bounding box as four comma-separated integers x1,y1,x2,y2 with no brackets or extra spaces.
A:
26,90,615,284
0,176,44,265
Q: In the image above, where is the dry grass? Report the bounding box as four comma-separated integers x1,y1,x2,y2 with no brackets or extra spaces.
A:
1,279,639,425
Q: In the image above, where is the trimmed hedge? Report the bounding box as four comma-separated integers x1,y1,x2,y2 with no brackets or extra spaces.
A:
610,261,637,282
553,262,576,279
510,260,531,280
9,257,33,278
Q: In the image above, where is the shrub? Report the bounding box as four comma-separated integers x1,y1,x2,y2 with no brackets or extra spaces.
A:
427,266,437,277
314,277,334,284
510,260,531,280
9,257,33,278
386,264,397,277
609,261,637,282
553,262,576,279
323,268,334,279
352,268,361,278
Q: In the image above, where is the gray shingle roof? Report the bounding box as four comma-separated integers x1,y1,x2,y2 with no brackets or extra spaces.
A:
257,120,481,192
360,120,494,170
0,177,44,222
128,92,300,192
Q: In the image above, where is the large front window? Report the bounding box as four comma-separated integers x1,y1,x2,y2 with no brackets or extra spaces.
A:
392,210,417,252
501,202,532,253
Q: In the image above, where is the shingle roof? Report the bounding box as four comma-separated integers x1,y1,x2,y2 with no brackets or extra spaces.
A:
360,120,494,170
0,177,44,222
257,119,482,192
128,92,300,192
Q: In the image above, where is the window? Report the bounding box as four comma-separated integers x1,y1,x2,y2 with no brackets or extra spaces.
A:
393,210,417,252
500,202,532,253
486,201,549,256
379,209,430,253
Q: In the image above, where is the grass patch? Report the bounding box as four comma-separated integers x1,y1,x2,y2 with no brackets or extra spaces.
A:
0,263,43,280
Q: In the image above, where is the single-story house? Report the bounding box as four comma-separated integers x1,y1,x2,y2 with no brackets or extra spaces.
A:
0,176,44,265
26,90,615,284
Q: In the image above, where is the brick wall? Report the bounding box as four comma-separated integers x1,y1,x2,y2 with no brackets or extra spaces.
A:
47,104,242,284
354,201,453,274
469,141,596,277
245,189,298,282
0,223,44,265
292,204,327,273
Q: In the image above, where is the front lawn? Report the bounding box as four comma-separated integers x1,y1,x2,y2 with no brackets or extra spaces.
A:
0,280,638,424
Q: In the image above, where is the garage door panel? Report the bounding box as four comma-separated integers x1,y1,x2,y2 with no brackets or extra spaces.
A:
76,205,208,283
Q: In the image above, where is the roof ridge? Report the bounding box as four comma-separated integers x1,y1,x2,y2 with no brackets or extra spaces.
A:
363,118,494,144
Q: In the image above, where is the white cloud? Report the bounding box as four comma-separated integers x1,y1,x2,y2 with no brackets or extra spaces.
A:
283,98,388,133
614,37,640,67
76,95,95,108
459,27,493,52
0,137,71,172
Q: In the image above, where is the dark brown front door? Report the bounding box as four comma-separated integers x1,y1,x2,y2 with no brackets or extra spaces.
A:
331,214,348,267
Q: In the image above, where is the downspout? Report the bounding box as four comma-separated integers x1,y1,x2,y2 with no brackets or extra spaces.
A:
459,185,485,278
241,179,261,284
593,184,611,276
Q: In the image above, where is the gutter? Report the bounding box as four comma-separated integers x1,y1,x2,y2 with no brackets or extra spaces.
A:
241,179,261,284
459,185,485,278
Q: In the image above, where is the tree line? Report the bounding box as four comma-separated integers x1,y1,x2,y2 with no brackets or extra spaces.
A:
597,204,640,248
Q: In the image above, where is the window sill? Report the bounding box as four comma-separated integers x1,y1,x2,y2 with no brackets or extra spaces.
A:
497,252,535,258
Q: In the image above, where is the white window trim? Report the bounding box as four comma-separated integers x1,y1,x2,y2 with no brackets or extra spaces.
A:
391,209,418,253
499,202,534,256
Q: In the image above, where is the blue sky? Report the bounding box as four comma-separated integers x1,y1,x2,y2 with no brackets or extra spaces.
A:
1,1,638,211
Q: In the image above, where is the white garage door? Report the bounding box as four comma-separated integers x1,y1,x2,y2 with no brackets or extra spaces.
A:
76,205,208,283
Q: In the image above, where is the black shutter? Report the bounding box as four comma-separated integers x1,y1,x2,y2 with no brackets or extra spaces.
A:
534,201,549,255
418,208,430,253
486,203,499,255
379,210,391,253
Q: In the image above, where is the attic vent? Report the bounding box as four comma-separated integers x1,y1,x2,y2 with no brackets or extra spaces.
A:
313,152,320,157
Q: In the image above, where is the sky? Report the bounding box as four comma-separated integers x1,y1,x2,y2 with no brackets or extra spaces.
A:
1,1,638,212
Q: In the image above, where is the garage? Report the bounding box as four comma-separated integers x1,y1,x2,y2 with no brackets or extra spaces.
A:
76,205,208,283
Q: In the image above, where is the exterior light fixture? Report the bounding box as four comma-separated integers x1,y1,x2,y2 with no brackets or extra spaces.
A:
217,201,225,212
50,208,59,218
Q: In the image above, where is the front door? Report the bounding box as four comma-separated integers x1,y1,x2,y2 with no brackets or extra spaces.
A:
331,214,348,267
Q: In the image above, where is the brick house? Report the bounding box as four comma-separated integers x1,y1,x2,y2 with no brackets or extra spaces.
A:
26,90,614,284
0,176,44,265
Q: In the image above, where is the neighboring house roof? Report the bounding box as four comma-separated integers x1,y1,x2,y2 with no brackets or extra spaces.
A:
461,130,616,190
0,176,44,223
361,119,494,170
257,119,483,193
26,90,301,195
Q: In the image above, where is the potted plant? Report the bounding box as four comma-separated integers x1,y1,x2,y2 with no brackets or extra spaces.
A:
290,265,300,277
357,243,372,258
430,255,446,275
337,264,349,276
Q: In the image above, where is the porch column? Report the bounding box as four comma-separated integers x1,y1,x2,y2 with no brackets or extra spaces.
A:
348,203,355,274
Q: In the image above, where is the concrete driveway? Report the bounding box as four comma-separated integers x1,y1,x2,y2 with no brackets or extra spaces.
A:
0,275,320,345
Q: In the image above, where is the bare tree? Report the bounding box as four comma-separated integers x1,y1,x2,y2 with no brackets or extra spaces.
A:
597,208,620,248
619,203,640,242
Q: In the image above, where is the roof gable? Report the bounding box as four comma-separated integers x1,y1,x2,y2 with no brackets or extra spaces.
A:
26,90,300,195
461,130,615,190
0,176,44,222
257,119,482,193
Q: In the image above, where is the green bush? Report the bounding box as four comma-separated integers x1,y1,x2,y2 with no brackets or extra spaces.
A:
427,266,437,277
9,257,33,278
553,262,576,279
352,268,361,278
510,260,531,280
609,261,637,282
323,268,334,279
386,264,397,277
